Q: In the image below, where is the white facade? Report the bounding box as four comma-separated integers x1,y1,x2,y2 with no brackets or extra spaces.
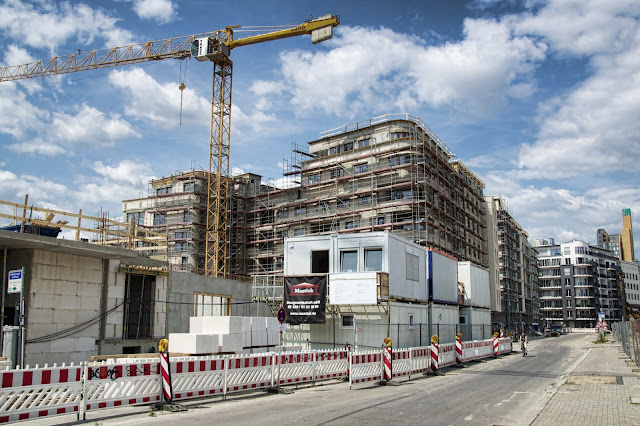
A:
426,249,458,304
458,261,491,309
622,261,640,309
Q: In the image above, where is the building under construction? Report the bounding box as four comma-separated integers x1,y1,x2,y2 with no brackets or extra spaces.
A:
123,114,487,277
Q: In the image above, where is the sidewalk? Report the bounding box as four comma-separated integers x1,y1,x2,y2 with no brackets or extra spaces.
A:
531,334,640,425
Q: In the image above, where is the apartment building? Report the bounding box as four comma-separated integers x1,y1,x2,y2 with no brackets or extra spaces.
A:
534,239,621,327
485,196,539,331
621,260,640,312
124,114,488,278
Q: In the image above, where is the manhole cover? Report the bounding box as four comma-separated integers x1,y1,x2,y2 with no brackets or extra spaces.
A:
565,375,618,385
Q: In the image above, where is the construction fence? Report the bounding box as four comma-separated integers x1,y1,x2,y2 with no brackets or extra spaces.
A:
0,338,512,424
283,322,493,350
613,320,640,367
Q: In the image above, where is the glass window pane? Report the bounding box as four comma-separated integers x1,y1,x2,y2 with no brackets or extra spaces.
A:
341,251,358,272
365,249,382,271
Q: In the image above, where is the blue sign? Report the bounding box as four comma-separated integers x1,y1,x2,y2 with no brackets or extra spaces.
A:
8,268,23,293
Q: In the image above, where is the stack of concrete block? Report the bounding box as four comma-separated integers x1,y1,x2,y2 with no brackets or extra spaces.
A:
169,316,279,355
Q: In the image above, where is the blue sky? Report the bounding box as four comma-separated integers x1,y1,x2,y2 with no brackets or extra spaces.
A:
0,0,638,258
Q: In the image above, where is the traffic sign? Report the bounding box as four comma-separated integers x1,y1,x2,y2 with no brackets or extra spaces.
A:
277,307,286,323
278,323,287,333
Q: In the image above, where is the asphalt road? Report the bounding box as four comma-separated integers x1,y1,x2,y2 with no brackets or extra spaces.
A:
33,334,593,426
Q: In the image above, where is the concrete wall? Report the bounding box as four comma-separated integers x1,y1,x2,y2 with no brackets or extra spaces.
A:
166,271,264,335
26,250,103,365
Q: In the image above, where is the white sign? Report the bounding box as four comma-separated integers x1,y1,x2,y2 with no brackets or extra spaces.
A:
278,323,287,333
598,311,605,321
329,272,378,305
8,269,23,294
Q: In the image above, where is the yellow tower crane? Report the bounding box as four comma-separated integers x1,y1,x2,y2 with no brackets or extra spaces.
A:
0,14,340,277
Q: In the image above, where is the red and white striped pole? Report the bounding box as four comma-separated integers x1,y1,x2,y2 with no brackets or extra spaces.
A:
455,333,463,364
159,338,173,404
383,337,392,381
430,335,439,373
493,333,499,357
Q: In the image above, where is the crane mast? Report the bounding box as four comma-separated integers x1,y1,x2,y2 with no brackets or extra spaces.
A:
0,15,339,277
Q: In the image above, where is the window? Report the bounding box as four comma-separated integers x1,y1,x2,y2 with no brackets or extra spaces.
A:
183,210,190,222
331,169,345,179
563,247,571,255
277,209,288,218
391,190,412,200
340,250,358,272
329,146,340,155
365,248,382,272
406,253,419,281
563,268,571,276
126,212,144,225
156,186,171,195
343,142,354,152
392,131,409,139
311,250,329,273
181,257,188,268
183,182,195,192
337,198,350,209
358,138,370,148
175,242,188,252
295,206,307,216
346,220,359,229
358,195,371,205
340,314,355,329
390,155,411,166
294,228,306,236
409,314,414,329
175,231,188,239
354,163,367,174
153,212,166,225
317,203,328,212
308,173,320,184
193,293,230,316
371,217,384,226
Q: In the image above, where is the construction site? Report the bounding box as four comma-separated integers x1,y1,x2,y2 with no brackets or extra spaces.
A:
122,113,488,280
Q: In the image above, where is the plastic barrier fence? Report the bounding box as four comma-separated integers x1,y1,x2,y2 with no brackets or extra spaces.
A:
227,354,274,394
391,349,412,379
315,350,348,381
82,362,160,413
570,328,597,333
462,340,493,361
0,338,512,422
438,343,456,368
410,347,431,374
349,352,383,388
0,364,82,424
497,338,512,355
171,357,226,401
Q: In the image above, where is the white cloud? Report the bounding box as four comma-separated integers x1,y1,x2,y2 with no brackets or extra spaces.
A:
0,0,135,52
512,0,640,57
8,138,65,156
515,4,640,178
274,22,546,119
108,68,210,128
52,104,140,146
250,80,285,96
93,160,154,187
132,0,177,24
0,83,48,138
231,167,245,176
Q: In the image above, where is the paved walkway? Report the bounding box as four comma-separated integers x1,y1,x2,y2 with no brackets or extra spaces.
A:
531,334,640,425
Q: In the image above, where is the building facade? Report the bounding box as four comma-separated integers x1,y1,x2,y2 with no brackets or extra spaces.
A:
621,208,635,262
621,260,640,313
484,196,539,332
534,239,621,328
123,114,488,278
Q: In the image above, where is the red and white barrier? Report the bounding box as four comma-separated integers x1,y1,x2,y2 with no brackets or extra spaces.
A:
0,364,82,424
383,347,392,381
461,340,493,361
315,350,348,381
349,352,383,388
431,342,439,373
160,352,172,403
275,353,314,386
391,349,411,379
82,362,160,413
171,357,225,401
493,337,499,356
455,339,462,364
410,347,431,374
437,343,456,368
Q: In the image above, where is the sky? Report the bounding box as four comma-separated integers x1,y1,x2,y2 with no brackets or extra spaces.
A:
0,0,638,258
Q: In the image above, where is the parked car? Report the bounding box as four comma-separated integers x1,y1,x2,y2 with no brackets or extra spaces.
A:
549,325,563,336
